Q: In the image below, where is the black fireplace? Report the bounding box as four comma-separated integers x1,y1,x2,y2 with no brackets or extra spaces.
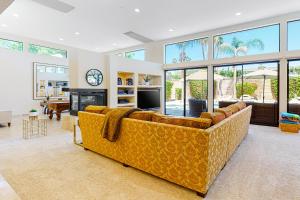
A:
70,89,107,116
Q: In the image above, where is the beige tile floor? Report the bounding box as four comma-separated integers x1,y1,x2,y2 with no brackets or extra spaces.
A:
0,115,300,200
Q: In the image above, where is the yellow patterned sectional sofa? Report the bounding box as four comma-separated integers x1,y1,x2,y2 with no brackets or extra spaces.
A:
78,105,252,197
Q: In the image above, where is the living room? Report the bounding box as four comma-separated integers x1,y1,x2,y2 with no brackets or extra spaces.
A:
0,0,300,199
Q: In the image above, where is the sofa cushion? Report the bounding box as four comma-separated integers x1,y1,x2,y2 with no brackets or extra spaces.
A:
101,108,115,114
159,117,212,129
236,101,247,110
227,104,240,114
128,111,155,121
200,112,226,125
215,107,233,117
85,106,107,114
152,113,166,123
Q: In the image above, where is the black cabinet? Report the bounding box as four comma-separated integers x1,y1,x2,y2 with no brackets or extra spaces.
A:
70,89,107,116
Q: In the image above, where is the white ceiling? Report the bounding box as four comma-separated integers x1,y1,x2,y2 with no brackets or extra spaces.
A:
0,0,300,53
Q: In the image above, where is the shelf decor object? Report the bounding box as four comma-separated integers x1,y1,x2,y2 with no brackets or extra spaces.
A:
86,69,103,86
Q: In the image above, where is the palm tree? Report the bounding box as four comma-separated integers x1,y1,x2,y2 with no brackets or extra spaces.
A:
215,36,264,98
175,39,208,63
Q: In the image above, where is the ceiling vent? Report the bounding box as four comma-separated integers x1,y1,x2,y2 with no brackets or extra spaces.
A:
123,31,153,43
31,0,75,13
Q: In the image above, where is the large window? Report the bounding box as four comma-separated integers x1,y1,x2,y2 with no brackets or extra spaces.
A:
214,62,279,126
165,38,208,64
29,44,67,58
288,60,300,115
214,24,280,59
125,49,145,61
165,67,208,117
0,38,23,52
288,20,300,51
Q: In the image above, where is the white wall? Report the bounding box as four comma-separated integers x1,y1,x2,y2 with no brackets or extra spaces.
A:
0,32,107,115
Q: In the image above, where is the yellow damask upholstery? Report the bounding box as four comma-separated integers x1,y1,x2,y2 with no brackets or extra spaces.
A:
78,106,252,195
84,106,107,114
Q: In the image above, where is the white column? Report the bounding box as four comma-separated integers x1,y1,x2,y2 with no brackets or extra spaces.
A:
279,59,288,114
207,36,214,112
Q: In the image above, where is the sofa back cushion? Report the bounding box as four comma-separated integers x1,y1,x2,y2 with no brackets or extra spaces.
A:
215,107,233,117
152,114,212,129
85,106,107,114
128,111,155,121
200,112,226,125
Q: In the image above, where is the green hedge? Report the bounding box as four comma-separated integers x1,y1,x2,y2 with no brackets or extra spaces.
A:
289,77,300,100
236,82,257,99
175,88,182,100
272,77,300,100
189,80,208,100
166,81,173,101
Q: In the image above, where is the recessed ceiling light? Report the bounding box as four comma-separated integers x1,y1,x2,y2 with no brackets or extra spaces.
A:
169,28,175,32
59,38,64,41
134,8,140,13
112,43,117,46
74,32,80,35
13,13,19,18
1,24,7,27
235,12,242,16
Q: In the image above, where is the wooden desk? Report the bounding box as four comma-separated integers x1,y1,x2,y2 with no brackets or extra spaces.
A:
48,101,70,121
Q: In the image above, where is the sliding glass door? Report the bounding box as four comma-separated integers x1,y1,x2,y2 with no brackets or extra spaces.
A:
165,70,184,116
214,62,279,126
288,60,300,115
165,67,208,117
185,68,208,117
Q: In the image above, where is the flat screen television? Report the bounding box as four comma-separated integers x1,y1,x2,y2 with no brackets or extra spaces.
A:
138,90,160,109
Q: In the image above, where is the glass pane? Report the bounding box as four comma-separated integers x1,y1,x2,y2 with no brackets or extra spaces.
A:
165,70,184,116
288,60,300,115
288,20,300,51
72,95,78,111
46,67,55,73
0,38,23,52
214,65,242,109
56,67,65,74
185,68,208,117
29,44,67,58
125,49,145,61
165,38,208,64
214,24,279,59
242,62,278,103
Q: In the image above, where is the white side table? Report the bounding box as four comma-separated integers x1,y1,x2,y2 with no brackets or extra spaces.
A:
22,116,47,139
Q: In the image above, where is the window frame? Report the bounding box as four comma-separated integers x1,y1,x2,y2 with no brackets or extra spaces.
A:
287,59,300,113
0,37,23,52
164,37,209,64
212,60,280,111
28,43,67,58
164,66,208,116
124,49,145,61
213,23,281,60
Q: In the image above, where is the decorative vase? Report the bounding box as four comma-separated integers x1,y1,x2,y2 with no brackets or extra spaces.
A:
145,81,150,86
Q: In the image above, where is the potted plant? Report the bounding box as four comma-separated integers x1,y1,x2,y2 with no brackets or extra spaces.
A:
143,75,151,86
29,109,39,117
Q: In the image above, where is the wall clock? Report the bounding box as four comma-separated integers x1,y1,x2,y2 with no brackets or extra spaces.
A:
86,69,103,86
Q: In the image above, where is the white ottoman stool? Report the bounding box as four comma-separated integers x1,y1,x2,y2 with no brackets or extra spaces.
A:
0,110,12,127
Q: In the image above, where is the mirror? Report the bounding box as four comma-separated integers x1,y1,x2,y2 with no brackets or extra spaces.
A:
86,69,103,86
33,62,69,100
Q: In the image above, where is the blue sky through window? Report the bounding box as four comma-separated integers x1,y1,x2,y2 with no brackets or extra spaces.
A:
165,38,208,64
125,49,145,61
214,24,280,59
288,20,300,51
